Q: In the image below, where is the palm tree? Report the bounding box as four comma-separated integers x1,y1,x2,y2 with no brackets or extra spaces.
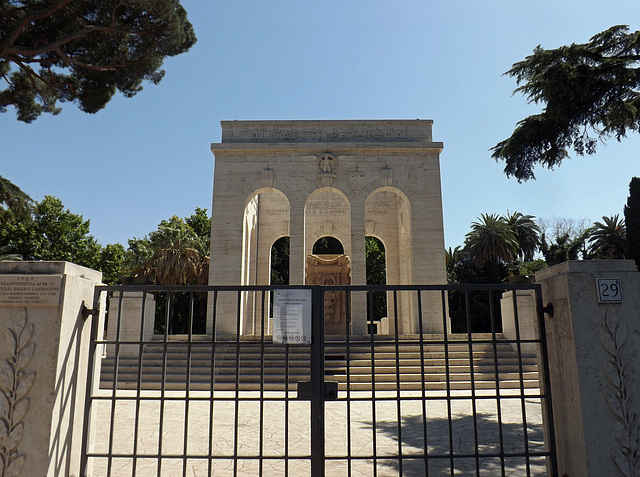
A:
464,213,518,267
588,215,626,259
502,211,540,261
124,217,209,286
445,246,463,282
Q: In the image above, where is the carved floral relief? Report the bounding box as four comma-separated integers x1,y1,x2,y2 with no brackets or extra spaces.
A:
0,308,35,477
600,308,640,476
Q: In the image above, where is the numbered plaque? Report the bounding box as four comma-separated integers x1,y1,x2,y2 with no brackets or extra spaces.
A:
596,278,623,303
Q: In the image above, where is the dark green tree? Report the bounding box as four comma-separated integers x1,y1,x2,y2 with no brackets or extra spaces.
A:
1,195,102,268
1,0,196,122
365,236,386,285
625,177,640,268
464,213,518,276
538,217,591,265
365,236,386,323
270,237,289,285
123,214,209,286
445,248,507,333
445,245,463,284
0,175,33,225
312,236,344,254
98,243,126,285
588,215,626,259
185,207,211,250
492,25,640,181
0,244,22,261
502,211,540,261
121,210,211,334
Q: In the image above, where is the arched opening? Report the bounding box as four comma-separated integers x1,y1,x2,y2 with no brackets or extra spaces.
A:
270,237,290,285
365,187,414,334
312,236,344,255
366,236,387,333
241,189,290,335
306,234,351,336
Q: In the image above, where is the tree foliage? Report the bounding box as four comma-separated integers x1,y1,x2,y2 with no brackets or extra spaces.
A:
122,210,210,285
503,211,540,261
624,177,640,268
492,25,640,181
97,243,125,285
0,0,196,122
365,236,386,322
0,174,33,224
588,214,626,259
464,213,518,268
538,217,591,265
365,236,386,286
270,236,290,285
1,195,102,266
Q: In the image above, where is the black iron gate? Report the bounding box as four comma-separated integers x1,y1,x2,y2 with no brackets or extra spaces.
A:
81,284,557,476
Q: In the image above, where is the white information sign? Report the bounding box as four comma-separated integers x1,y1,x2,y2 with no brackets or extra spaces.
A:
596,277,623,303
273,289,312,344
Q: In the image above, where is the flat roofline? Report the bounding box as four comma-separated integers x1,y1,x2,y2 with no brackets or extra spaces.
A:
210,141,444,153
220,119,434,126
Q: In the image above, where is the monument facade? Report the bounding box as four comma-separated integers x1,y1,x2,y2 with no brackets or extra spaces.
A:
208,120,446,337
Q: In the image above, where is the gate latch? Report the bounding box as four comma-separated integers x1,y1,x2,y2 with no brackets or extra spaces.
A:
296,381,339,401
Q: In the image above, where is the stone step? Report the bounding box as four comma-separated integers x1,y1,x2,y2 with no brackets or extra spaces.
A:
100,378,539,392
99,338,540,392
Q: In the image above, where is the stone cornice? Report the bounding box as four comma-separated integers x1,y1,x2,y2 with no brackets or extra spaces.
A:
210,141,444,154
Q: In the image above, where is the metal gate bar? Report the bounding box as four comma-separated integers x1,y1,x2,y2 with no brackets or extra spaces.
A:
80,283,558,476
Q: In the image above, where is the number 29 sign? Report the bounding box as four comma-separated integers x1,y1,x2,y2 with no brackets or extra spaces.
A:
596,278,623,303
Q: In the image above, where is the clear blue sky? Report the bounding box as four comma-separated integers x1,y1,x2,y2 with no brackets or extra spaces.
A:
2,1,639,250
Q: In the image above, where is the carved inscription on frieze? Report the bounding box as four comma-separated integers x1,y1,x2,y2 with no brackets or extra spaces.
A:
265,209,289,216
306,201,350,216
0,275,62,306
366,201,391,216
264,128,405,141
349,171,367,180
289,172,306,180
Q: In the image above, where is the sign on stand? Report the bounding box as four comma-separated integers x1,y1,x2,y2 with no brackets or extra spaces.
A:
273,289,312,344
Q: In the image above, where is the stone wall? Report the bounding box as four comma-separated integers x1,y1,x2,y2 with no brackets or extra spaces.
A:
535,260,640,476
0,261,102,477
208,119,447,336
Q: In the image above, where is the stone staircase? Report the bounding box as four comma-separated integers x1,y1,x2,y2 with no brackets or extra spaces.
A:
99,335,539,392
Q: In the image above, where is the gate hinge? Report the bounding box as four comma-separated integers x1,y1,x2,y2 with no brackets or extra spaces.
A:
82,301,99,320
538,302,554,318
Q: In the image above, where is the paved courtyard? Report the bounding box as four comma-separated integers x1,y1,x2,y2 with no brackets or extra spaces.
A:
85,389,550,476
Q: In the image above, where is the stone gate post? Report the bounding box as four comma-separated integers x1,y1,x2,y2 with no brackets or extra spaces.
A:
0,261,102,477
535,260,640,477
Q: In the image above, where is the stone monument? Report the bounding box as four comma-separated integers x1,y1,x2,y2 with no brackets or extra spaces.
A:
208,120,447,337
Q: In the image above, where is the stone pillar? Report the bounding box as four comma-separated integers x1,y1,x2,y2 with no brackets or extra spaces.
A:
289,195,306,285
500,289,538,357
535,260,640,477
106,291,155,357
208,185,244,337
0,261,102,477
350,201,367,335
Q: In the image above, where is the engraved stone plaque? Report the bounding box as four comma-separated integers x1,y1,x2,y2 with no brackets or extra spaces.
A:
0,275,63,306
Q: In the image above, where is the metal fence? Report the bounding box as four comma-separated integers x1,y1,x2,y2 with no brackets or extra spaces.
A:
80,284,557,476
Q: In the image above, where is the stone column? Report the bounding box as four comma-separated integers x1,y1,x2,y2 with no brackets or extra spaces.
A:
535,260,640,477
289,195,306,285
0,261,102,477
106,291,155,357
500,289,538,357
208,187,244,337
350,198,367,335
